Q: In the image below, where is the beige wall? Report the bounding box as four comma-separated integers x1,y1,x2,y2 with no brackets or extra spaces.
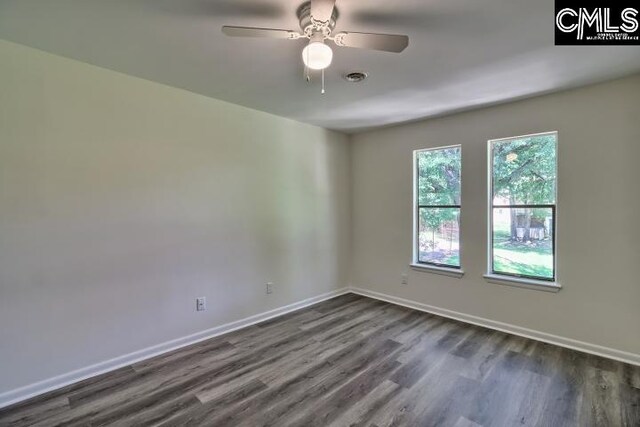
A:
1,37,639,400
351,75,640,356
0,40,350,394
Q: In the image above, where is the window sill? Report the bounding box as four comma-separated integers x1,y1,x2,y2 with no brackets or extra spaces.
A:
483,274,561,293
410,263,464,278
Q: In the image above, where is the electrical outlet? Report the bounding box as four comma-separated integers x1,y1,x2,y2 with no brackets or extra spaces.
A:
196,297,206,311
266,282,274,294
401,273,408,285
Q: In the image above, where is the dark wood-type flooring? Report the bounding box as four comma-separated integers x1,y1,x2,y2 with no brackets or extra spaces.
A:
1,293,639,426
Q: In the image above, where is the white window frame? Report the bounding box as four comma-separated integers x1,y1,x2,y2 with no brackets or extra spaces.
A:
411,145,464,278
484,131,560,292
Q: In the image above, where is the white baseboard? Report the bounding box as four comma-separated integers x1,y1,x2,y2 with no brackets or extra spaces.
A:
349,287,640,367
0,287,349,409
3,285,636,409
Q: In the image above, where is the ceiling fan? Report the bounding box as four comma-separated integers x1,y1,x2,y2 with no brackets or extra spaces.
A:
222,0,409,91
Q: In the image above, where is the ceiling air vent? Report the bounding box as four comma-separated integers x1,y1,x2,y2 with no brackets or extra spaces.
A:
343,72,368,83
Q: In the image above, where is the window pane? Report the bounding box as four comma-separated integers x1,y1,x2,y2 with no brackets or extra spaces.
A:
418,147,461,206
418,207,460,267
492,134,556,206
492,207,554,279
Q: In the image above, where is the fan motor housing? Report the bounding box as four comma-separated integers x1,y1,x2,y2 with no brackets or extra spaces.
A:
297,1,338,36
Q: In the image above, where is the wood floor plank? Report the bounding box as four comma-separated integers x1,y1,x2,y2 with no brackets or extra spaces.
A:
390,324,457,389
327,380,402,427
367,337,476,426
463,350,547,426
97,393,201,427
450,326,491,359
453,330,512,382
619,383,640,426
0,396,69,427
130,340,235,374
579,364,623,426
412,375,480,427
289,358,402,426
312,293,365,314
200,338,403,426
453,416,483,427
159,379,268,427
530,348,583,426
1,294,638,427
622,363,640,389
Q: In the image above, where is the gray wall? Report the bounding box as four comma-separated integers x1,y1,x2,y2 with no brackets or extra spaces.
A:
0,40,350,394
351,75,640,356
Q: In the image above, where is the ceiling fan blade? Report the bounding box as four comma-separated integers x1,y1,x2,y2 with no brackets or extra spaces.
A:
222,26,301,39
310,0,336,24
333,32,409,52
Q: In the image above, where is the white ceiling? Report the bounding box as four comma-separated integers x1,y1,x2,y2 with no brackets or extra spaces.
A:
1,0,639,132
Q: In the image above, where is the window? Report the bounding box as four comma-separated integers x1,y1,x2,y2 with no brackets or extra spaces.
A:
488,132,557,281
414,146,461,269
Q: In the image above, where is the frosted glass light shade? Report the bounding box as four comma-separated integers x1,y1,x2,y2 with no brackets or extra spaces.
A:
302,41,333,70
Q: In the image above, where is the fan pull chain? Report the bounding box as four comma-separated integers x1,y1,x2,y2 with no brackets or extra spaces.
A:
321,68,325,94
305,47,311,83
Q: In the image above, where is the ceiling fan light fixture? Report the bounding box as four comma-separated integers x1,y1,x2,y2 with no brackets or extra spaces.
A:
302,41,333,70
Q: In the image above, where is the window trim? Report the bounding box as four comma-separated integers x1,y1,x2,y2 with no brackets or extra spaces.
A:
486,131,559,288
483,273,560,292
412,144,463,273
411,263,465,278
